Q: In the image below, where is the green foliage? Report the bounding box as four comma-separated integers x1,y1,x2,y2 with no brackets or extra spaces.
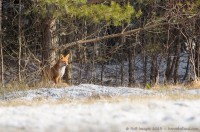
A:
38,0,136,26
145,83,151,89
136,9,142,18
196,0,200,5
176,1,200,15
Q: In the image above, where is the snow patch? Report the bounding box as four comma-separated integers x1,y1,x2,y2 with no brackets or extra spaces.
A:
0,84,200,131
1,84,200,101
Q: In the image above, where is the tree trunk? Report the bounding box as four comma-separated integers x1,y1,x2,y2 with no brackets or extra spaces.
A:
18,0,22,82
166,28,179,83
120,31,125,86
173,34,180,84
128,40,133,87
189,41,198,82
165,52,172,82
195,19,200,77
78,44,83,84
42,5,57,68
168,56,176,82
100,63,105,85
120,58,124,86
164,25,172,83
91,43,96,83
182,55,190,82
195,41,200,77
140,30,147,86
150,55,158,85
0,0,5,91
173,53,180,84
143,55,147,85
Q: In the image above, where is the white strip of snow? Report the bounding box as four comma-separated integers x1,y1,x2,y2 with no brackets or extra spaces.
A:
1,84,200,101
0,84,200,132
0,99,200,132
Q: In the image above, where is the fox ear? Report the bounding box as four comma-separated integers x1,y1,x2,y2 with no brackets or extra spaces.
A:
65,54,70,58
60,54,64,58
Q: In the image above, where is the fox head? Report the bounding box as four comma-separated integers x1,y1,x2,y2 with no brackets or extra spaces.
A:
58,54,70,67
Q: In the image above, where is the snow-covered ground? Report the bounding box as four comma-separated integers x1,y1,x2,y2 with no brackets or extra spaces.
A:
0,84,200,132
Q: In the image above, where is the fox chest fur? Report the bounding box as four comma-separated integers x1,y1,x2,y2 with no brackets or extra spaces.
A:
51,63,66,79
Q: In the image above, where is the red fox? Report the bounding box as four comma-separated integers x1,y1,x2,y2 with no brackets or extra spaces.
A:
43,54,70,84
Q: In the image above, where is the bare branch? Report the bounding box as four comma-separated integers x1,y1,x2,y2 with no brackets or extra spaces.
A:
56,22,170,51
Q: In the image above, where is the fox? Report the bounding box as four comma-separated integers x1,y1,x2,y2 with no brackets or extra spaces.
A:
43,54,70,84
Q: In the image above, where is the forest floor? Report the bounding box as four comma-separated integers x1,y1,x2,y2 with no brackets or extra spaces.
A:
0,84,200,132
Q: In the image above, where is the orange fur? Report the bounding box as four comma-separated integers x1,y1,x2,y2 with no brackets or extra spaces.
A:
43,54,69,84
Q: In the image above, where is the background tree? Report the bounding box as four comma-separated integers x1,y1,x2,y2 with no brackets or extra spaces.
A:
0,0,200,90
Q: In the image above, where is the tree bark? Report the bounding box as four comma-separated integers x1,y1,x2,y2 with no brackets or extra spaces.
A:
128,39,134,87
173,36,180,84
195,19,200,77
18,0,22,82
120,28,125,86
173,48,180,84
150,55,158,85
182,55,190,82
195,41,200,77
42,5,58,68
0,0,4,89
66,50,72,85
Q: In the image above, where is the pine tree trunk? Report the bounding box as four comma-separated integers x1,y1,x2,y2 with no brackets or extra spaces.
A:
42,20,57,66
42,5,57,68
41,4,59,85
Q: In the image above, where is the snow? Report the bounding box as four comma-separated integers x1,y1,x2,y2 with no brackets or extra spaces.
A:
0,84,200,132
1,84,200,101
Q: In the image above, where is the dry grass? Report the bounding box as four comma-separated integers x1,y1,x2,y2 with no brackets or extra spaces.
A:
152,81,200,90
185,80,200,89
0,97,72,107
1,93,200,107
152,83,185,90
29,81,70,88
1,80,200,96
0,81,70,95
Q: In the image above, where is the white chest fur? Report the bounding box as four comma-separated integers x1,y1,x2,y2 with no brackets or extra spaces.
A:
58,66,66,78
